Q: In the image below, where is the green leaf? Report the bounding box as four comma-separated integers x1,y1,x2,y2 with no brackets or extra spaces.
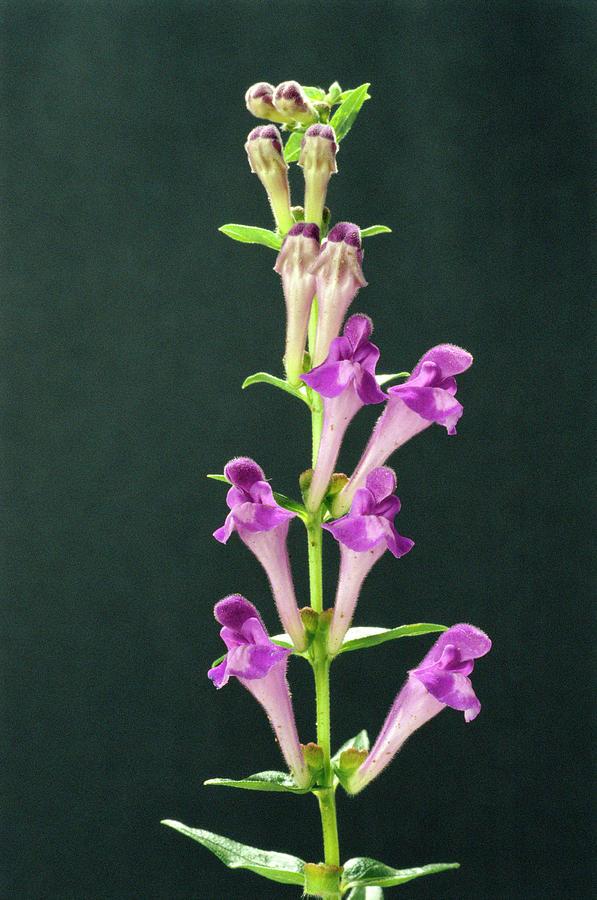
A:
205,770,312,794
161,822,306,886
210,651,226,669
242,371,311,406
302,85,326,101
272,491,309,521
283,130,304,163
341,857,460,890
339,623,448,654
219,224,282,250
332,730,370,766
376,372,410,387
360,225,392,238
346,887,384,900
329,83,371,142
206,473,228,482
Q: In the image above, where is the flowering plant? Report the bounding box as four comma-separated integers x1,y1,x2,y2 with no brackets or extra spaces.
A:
163,79,491,899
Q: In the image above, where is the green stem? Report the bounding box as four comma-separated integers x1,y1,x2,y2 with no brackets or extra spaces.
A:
307,518,323,614
314,658,340,870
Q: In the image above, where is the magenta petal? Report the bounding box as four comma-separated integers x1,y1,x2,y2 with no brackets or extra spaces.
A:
214,594,261,630
224,457,265,491
412,344,473,380
414,669,481,721
419,623,492,668
226,641,291,680
301,357,356,397
207,657,229,688
355,369,386,404
365,467,396,503
343,313,373,347
391,384,464,430
324,514,386,552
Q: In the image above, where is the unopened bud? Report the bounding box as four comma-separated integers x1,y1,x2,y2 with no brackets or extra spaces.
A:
310,223,367,366
274,222,320,386
245,125,294,234
273,81,318,126
299,124,338,227
245,82,293,124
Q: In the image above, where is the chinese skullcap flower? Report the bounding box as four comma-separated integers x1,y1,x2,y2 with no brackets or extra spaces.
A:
245,125,294,235
273,222,321,387
342,623,491,794
332,344,473,517
273,81,318,126
323,467,414,654
208,595,310,788
213,458,307,651
301,314,386,511
245,82,294,124
298,124,338,227
310,223,368,368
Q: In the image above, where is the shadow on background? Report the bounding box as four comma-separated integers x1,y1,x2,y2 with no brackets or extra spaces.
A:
3,2,594,898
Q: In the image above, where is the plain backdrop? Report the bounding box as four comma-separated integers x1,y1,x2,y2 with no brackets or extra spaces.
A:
3,2,595,898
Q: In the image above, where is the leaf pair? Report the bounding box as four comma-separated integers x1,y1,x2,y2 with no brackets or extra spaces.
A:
162,820,458,892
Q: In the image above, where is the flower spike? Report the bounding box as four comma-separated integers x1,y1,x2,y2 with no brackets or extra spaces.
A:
333,344,473,516
274,222,321,386
323,467,413,654
310,223,367,368
213,457,307,651
245,125,294,235
342,624,491,793
208,595,310,788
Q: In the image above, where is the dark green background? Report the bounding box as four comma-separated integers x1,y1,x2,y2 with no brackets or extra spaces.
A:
3,1,594,897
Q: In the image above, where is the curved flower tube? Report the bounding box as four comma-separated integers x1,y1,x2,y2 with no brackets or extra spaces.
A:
343,623,492,794
213,457,307,651
332,344,473,516
245,125,294,234
323,467,414,654
208,594,310,788
310,223,367,367
274,222,320,387
301,314,386,511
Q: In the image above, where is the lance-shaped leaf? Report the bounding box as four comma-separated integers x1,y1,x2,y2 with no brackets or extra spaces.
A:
360,225,392,238
341,857,460,890
338,623,448,654
283,130,304,163
205,770,312,794
329,83,371,142
302,85,326,101
376,372,410,387
242,371,311,406
161,822,306,886
219,224,282,250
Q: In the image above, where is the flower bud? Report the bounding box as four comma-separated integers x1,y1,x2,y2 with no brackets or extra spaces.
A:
245,125,294,234
273,81,318,126
310,223,367,367
274,222,320,386
245,81,293,124
299,124,338,227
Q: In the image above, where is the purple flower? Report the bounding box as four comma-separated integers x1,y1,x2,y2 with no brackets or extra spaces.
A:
332,344,473,517
343,624,491,794
298,124,338,227
208,594,310,788
274,222,321,387
309,223,368,367
213,458,307,651
323,467,414,654
245,125,294,234
301,314,386,511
